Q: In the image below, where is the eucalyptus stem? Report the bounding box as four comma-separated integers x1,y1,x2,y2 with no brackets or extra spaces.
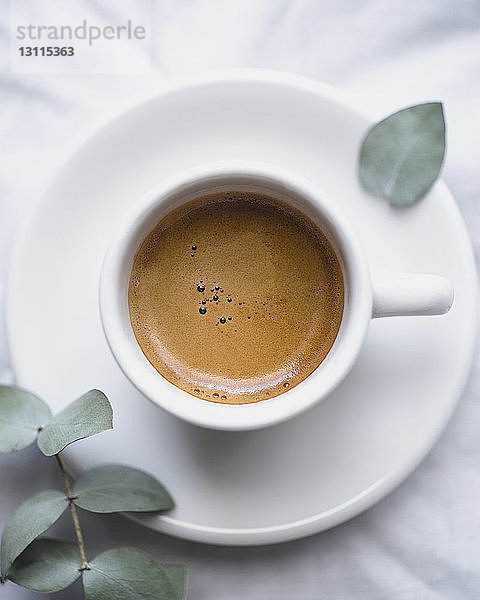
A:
54,454,89,570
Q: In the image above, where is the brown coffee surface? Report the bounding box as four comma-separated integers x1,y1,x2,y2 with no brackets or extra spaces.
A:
128,192,344,404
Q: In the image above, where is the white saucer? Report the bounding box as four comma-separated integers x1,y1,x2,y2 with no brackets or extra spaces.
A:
6,70,477,546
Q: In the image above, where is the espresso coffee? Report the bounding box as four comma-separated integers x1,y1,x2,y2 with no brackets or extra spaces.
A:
128,192,344,404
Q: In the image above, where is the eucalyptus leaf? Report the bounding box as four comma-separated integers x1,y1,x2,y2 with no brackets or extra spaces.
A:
37,389,113,456
162,565,187,600
8,538,81,592
73,464,173,513
359,102,445,206
0,490,68,578
83,547,185,600
0,386,51,453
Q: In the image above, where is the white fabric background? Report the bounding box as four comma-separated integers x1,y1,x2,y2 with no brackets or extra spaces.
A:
1,1,480,598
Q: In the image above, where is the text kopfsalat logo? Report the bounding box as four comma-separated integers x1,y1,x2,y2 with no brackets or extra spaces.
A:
16,19,146,46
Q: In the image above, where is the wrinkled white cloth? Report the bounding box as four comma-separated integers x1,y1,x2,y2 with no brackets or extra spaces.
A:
1,1,480,598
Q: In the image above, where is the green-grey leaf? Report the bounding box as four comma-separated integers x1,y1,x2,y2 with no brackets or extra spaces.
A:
83,547,186,600
359,102,445,206
0,490,68,578
37,389,113,456
8,538,81,592
162,565,186,600
73,464,173,513
0,386,51,453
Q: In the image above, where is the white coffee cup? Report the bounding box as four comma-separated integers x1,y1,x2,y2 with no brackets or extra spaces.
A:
99,161,453,431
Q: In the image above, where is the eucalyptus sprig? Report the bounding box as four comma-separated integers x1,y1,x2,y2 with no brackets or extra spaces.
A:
0,385,185,599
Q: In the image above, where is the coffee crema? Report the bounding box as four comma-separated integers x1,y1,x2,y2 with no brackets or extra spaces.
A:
128,192,344,404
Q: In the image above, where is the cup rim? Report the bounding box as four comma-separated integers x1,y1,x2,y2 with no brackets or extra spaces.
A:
99,160,372,430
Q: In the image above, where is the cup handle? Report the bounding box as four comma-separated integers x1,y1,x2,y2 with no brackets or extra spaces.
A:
371,268,454,318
